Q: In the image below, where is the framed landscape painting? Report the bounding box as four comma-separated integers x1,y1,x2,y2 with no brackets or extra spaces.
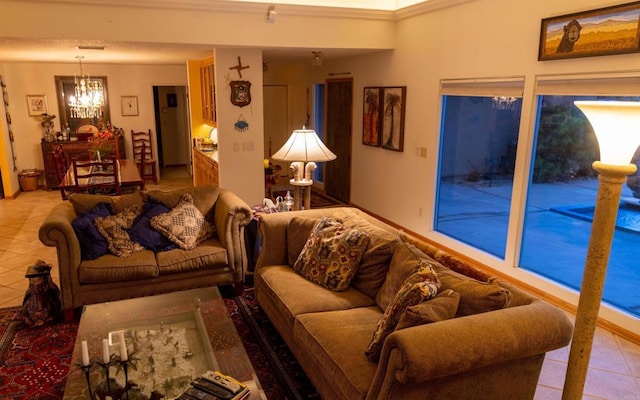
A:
381,86,406,152
539,1,640,61
362,87,382,147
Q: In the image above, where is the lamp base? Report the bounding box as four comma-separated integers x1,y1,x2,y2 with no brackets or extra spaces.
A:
289,179,313,210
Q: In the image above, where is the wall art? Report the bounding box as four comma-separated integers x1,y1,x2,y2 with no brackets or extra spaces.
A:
230,81,251,107
26,95,47,117
362,87,382,147
539,1,640,61
121,96,139,116
381,86,406,152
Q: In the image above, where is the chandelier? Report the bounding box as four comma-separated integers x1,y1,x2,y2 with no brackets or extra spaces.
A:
492,96,519,110
69,56,104,119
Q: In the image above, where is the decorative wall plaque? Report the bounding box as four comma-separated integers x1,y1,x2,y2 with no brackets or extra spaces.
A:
230,81,251,107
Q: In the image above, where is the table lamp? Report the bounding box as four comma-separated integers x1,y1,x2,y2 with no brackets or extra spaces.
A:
271,126,336,210
562,101,640,400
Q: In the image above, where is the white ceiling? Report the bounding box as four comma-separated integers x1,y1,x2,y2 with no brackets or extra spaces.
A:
0,0,456,65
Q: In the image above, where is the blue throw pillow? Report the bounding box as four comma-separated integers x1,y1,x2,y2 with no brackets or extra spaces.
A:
71,202,111,260
127,201,177,252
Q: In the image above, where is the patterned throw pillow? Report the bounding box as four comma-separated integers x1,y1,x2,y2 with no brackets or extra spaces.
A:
365,261,440,361
94,205,144,258
150,193,215,250
293,217,371,291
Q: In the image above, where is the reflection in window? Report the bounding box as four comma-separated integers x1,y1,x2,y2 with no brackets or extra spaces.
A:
435,95,521,258
520,95,640,318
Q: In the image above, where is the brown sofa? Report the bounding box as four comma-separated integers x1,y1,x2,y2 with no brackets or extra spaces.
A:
39,184,252,312
254,207,573,400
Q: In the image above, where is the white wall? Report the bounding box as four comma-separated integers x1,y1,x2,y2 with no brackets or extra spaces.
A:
1,63,187,176
214,48,265,205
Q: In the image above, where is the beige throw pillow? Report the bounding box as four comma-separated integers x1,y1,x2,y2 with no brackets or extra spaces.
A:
150,193,215,250
94,205,144,257
396,289,459,330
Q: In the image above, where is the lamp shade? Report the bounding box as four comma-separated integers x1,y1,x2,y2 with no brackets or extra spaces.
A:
575,101,640,166
272,128,337,162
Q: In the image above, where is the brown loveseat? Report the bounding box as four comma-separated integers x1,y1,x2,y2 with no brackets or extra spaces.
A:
39,184,252,312
254,207,573,400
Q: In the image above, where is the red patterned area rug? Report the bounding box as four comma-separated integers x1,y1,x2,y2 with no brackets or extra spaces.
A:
0,287,318,400
0,306,77,399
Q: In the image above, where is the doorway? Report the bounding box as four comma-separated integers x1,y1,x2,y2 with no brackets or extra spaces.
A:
152,86,191,176
324,78,353,203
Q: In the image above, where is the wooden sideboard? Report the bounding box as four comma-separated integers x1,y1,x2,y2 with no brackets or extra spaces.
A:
41,136,126,189
193,148,219,186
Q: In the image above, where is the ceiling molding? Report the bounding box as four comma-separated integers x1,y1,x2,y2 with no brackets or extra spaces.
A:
394,0,475,20
23,0,473,20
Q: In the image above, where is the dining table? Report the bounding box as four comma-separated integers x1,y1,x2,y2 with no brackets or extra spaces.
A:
58,158,144,199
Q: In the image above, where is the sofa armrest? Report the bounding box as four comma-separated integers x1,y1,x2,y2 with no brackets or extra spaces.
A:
38,202,81,310
214,188,253,282
369,300,572,398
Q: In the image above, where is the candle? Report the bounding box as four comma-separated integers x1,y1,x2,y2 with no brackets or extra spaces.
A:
264,158,270,169
118,332,128,361
102,338,110,364
81,340,90,366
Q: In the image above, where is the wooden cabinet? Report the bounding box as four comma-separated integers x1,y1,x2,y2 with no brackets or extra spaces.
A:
41,136,126,188
193,148,219,186
200,57,216,125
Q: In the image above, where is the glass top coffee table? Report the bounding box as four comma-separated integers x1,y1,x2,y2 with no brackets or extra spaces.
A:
63,287,265,400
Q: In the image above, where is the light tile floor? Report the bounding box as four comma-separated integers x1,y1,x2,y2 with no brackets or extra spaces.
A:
1,167,639,399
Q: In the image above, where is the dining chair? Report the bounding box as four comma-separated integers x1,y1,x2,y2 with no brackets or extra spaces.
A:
71,156,121,196
52,144,72,200
131,129,158,185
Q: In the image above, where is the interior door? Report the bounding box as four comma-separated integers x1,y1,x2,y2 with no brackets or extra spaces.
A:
325,78,353,203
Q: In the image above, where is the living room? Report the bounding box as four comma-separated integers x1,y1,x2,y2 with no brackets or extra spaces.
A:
1,0,640,397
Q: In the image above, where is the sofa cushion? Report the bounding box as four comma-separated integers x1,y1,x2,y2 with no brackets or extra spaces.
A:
293,307,382,400
69,190,146,215
365,260,440,361
95,205,145,258
127,201,177,252
256,265,376,333
287,216,319,266
293,217,370,291
79,250,159,283
396,289,459,330
435,266,512,317
71,202,111,260
156,237,228,275
151,193,215,250
146,184,220,221
333,208,398,299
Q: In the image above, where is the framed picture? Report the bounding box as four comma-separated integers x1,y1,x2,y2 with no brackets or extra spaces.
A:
538,1,640,61
121,96,139,116
381,86,406,152
26,95,47,116
362,87,383,147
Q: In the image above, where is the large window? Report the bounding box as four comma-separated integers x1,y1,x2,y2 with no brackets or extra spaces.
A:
520,76,640,318
435,74,640,318
435,79,523,258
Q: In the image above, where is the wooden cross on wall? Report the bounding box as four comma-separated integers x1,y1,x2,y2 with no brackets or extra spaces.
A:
229,56,250,78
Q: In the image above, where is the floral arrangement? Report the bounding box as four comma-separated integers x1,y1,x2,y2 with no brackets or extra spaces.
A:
89,130,117,156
